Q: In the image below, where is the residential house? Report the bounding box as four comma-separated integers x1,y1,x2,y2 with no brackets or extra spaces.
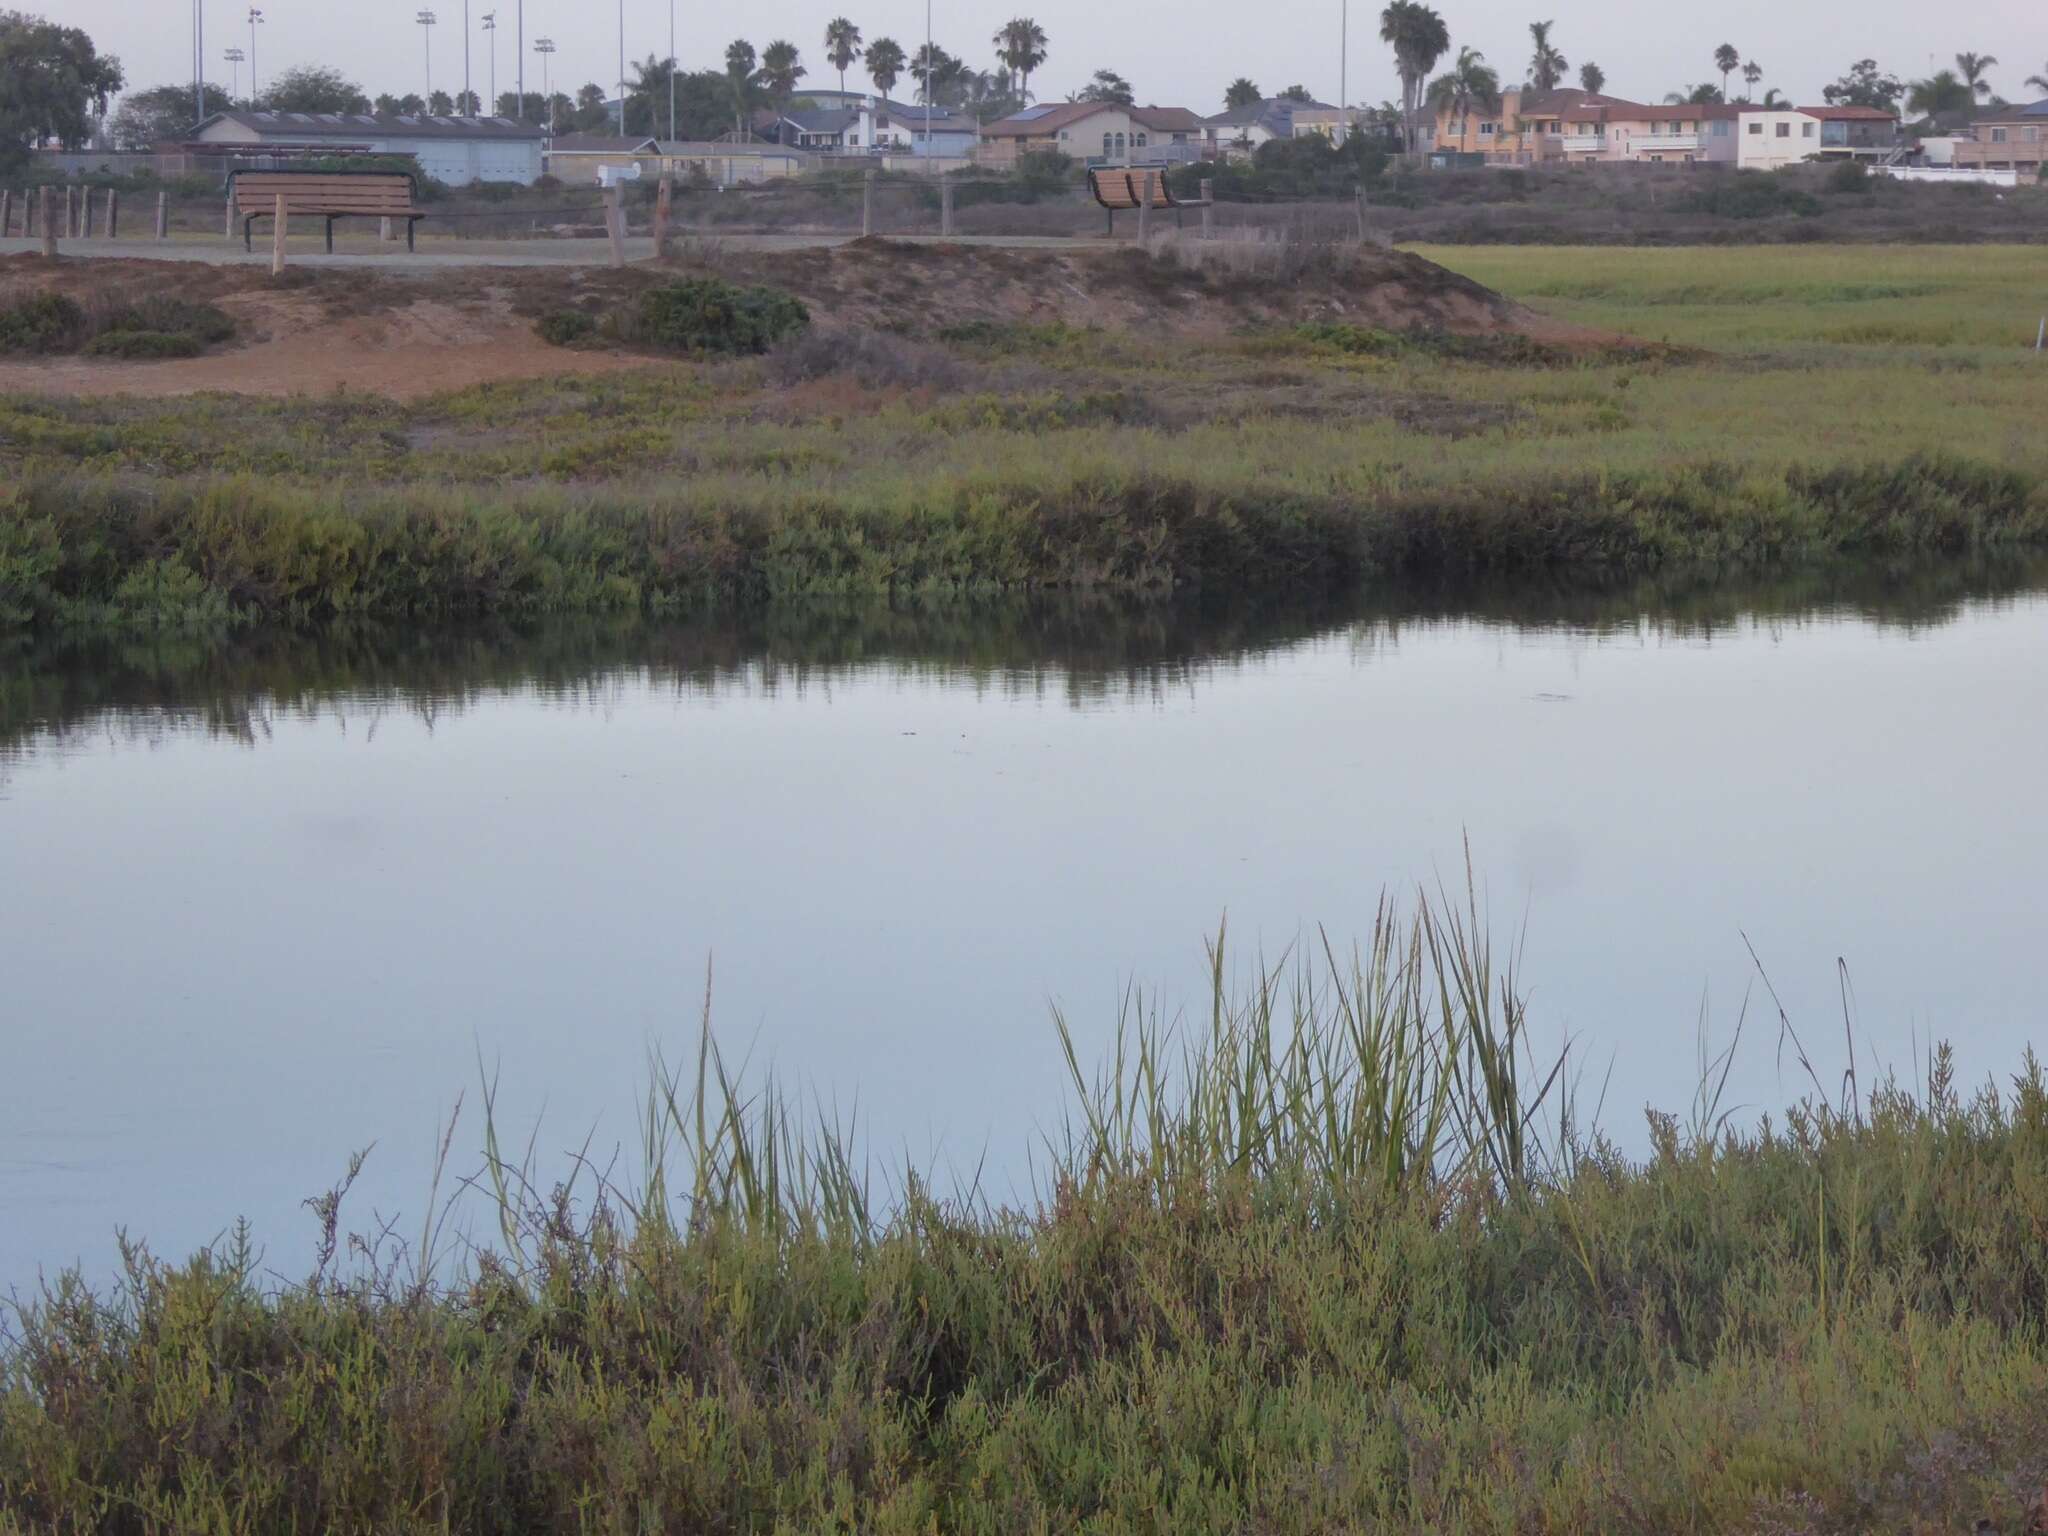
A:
1953,99,2048,174
1202,98,1303,157
1736,105,1898,170
544,133,661,184
980,102,1203,167
767,89,980,156
191,109,547,184
1428,88,1652,164
1603,103,1739,164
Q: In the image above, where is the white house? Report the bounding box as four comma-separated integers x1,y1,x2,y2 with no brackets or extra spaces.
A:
1737,105,1899,170
192,110,546,184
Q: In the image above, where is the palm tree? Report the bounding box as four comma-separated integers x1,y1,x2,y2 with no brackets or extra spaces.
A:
1527,21,1566,93
1955,52,1998,99
1664,83,1723,106
866,37,905,99
1760,87,1787,108
1907,70,1971,119
1578,61,1604,94
1073,67,1133,106
992,18,1048,101
760,40,805,107
724,39,757,136
824,19,862,95
1380,0,1450,156
1427,46,1500,148
1741,61,1763,101
1225,77,1262,110
1714,43,1740,99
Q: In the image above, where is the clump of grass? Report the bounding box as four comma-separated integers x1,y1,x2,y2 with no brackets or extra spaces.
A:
3,889,2047,1532
0,289,233,359
81,330,204,359
534,307,597,345
0,293,87,354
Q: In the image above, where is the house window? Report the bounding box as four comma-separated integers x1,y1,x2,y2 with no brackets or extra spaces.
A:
1134,132,1148,147
2026,127,2040,142
1713,120,1729,136
1991,127,2009,143
1776,122,1791,138
1802,123,1815,137
1103,132,1113,156
1479,121,1495,136
1748,122,1763,135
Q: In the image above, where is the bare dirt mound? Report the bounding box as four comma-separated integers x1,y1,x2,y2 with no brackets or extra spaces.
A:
0,241,1556,400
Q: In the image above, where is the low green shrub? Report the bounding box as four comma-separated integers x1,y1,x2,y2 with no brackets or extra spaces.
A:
1678,172,1824,220
83,330,205,359
100,297,236,345
629,278,810,355
0,293,87,354
535,308,598,346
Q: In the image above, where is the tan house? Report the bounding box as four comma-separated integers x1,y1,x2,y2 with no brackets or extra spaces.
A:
1953,101,2048,173
1428,88,1644,163
980,102,1204,166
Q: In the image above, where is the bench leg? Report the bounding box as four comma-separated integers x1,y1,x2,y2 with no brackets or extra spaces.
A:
407,219,417,253
325,216,335,254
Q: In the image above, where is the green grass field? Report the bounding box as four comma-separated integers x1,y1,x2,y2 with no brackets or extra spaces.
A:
3,244,2047,629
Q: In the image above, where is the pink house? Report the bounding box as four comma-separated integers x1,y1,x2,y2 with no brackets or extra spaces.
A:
1602,103,1741,164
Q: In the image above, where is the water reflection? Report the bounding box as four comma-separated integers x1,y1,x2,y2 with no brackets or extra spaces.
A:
7,555,2044,761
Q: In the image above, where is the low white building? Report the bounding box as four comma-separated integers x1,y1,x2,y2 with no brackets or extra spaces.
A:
1736,109,1821,170
192,110,547,184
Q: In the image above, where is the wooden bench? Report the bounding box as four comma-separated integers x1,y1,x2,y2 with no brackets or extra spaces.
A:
1086,166,1181,235
229,169,426,254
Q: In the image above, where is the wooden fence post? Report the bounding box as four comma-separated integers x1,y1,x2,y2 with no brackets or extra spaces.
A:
1137,172,1151,244
379,216,394,242
225,191,236,240
64,185,76,238
155,190,167,240
21,187,32,238
40,187,57,258
653,174,672,256
0,189,10,238
1200,179,1214,240
940,176,954,237
1355,186,1367,244
271,193,288,275
107,188,118,240
862,169,874,237
605,183,625,268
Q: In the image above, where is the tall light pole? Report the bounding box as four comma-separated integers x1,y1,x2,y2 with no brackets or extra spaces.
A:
193,0,205,125
534,37,555,133
463,0,471,112
1338,0,1347,146
922,0,932,150
516,1,524,125
247,7,262,106
482,12,495,114
223,45,244,106
667,0,676,142
417,9,436,99
616,0,626,136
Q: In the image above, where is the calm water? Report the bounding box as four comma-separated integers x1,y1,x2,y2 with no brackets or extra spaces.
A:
4,565,2045,1288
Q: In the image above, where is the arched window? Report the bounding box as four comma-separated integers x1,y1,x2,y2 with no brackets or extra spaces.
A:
1103,131,1114,156
1134,131,1148,148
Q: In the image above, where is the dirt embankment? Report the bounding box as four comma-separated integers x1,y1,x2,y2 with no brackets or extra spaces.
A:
0,241,1544,400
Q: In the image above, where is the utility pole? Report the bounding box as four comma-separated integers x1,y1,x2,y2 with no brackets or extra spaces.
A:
418,9,436,98
482,13,495,113
534,38,556,133
247,8,262,105
193,0,205,126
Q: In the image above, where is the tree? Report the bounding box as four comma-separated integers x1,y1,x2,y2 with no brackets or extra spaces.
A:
1527,21,1566,93
1741,61,1762,101
427,89,453,115
2027,63,2048,95
823,19,861,95
1907,70,1971,119
1278,84,1314,102
1760,87,1787,108
1714,43,1740,99
759,40,805,107
723,41,758,135
1664,83,1723,105
262,64,370,114
0,10,124,168
1578,61,1604,94
1379,1,1450,156
1073,67,1133,106
1224,77,1261,110
1426,46,1499,146
374,92,426,115
453,89,479,114
109,82,231,148
1822,59,1904,113
573,81,610,132
1955,52,1997,100
866,36,905,98
911,44,970,106
993,18,1047,101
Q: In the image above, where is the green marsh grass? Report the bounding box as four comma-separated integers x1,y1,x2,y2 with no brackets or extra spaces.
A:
3,886,2047,1532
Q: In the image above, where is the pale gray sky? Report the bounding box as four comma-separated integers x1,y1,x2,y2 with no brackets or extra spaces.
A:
48,0,2046,116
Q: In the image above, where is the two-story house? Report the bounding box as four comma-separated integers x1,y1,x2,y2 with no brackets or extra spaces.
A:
1953,100,2048,174
980,102,1204,167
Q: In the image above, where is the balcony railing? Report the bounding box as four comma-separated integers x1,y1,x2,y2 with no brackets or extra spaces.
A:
1627,133,1700,151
